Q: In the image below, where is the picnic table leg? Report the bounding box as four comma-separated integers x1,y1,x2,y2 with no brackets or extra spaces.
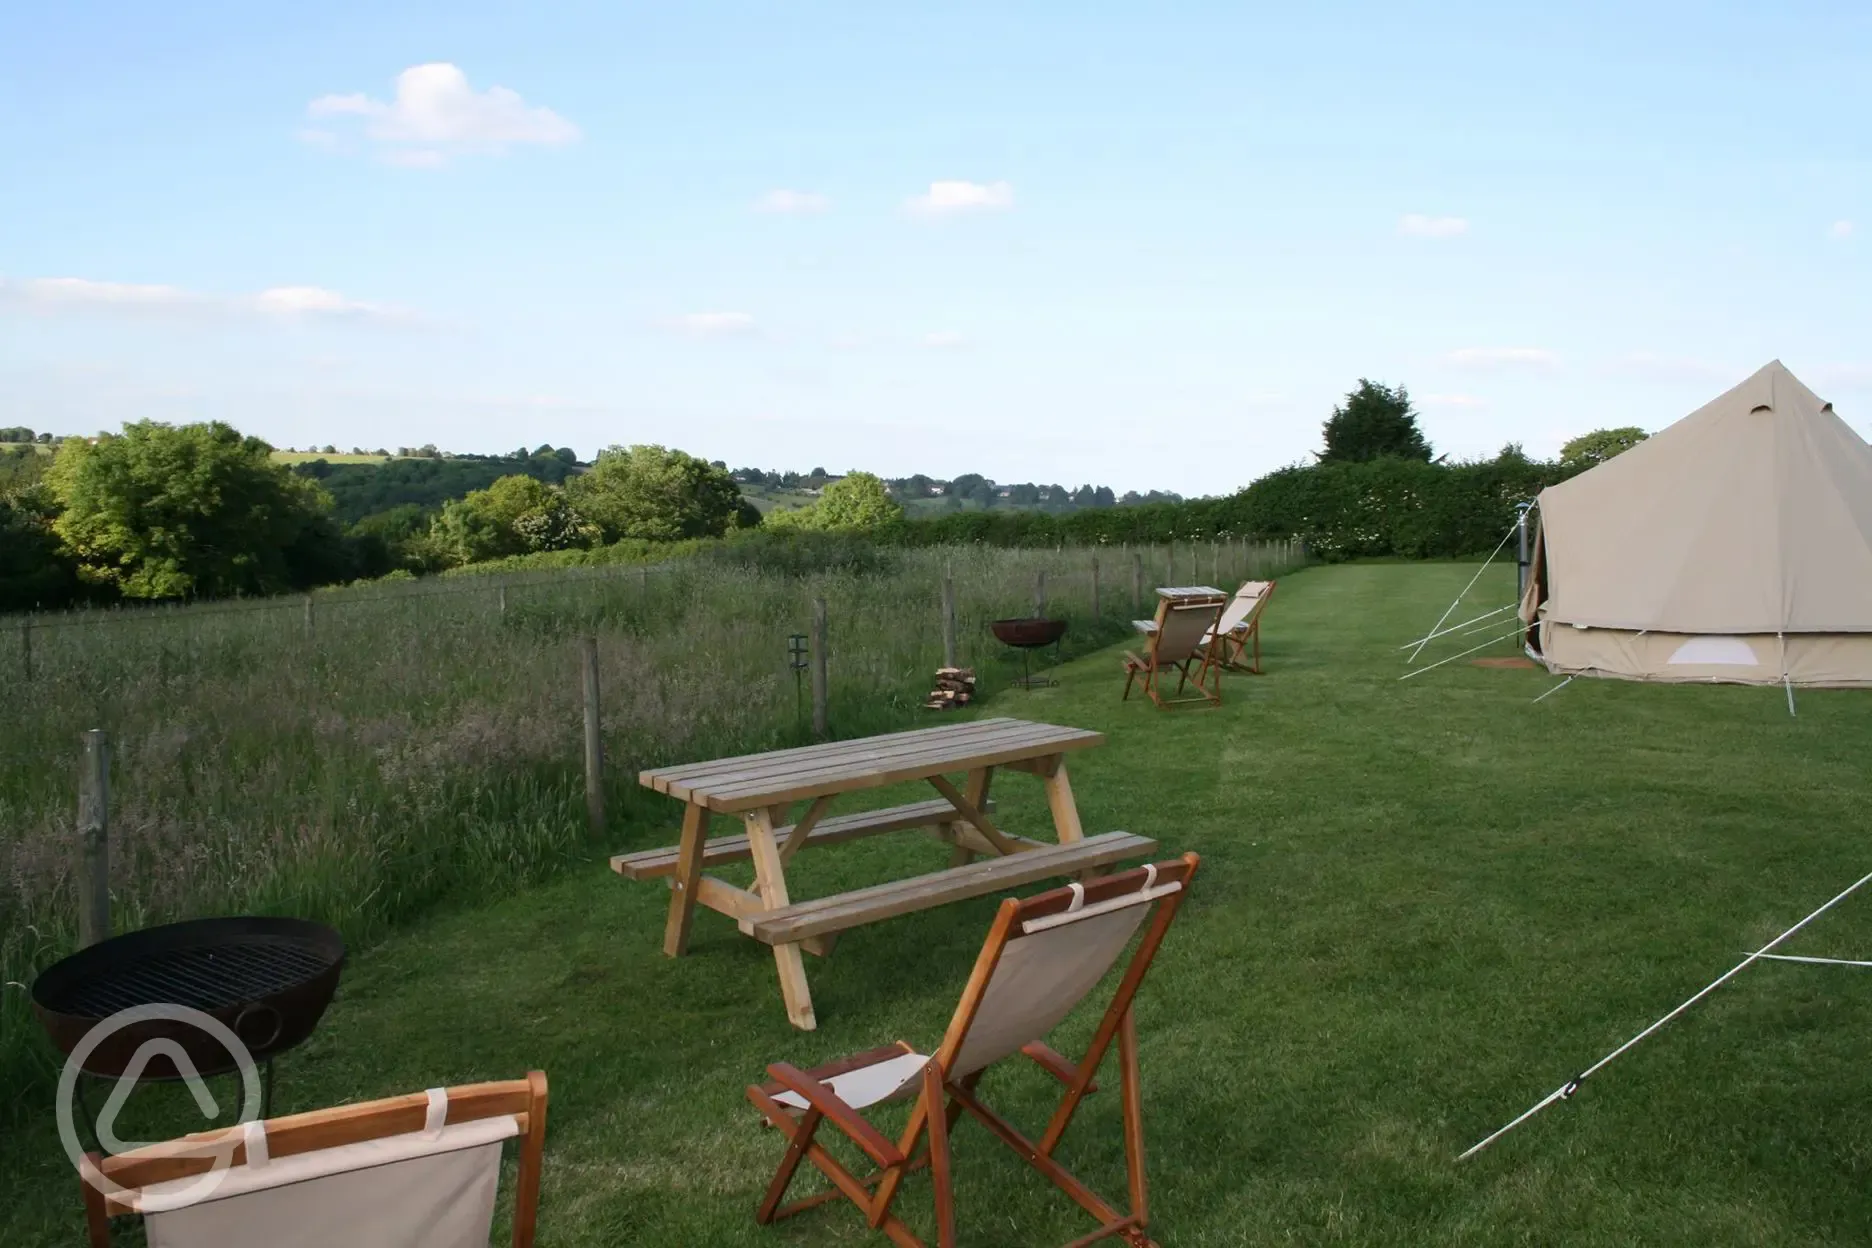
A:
1040,757,1085,844
948,766,997,866
746,804,818,1031
661,801,709,957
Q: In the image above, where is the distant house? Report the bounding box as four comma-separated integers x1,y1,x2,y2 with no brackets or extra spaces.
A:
996,487,1012,498
928,485,945,495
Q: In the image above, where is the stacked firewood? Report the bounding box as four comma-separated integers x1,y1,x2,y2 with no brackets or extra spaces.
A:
922,667,977,710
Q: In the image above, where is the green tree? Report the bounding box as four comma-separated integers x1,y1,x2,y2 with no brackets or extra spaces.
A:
565,445,744,542
1319,379,1432,463
431,474,593,565
47,421,338,599
0,478,77,609
1559,426,1648,472
815,471,905,530
763,472,904,533
732,498,764,531
0,445,49,494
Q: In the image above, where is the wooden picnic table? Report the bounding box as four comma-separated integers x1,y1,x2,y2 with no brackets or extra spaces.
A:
613,718,1156,1030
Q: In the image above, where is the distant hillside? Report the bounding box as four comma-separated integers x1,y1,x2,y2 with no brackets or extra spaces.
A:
272,450,395,466
291,447,581,526
732,467,1182,517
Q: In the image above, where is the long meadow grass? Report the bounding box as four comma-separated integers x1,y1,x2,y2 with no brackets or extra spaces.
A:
0,538,1300,1119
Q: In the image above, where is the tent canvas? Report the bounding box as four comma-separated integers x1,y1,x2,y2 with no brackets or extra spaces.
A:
1520,360,1872,687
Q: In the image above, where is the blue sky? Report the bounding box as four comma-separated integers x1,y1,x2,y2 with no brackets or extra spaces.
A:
3,2,1870,495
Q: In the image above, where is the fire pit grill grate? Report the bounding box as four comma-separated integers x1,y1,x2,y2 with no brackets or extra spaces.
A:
43,940,334,1017
33,916,347,1082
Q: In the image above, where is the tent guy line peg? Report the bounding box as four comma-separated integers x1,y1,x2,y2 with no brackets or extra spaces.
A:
1459,865,1872,1162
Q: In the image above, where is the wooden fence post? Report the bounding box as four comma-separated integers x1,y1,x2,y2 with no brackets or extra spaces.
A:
1132,552,1143,614
497,584,508,615
581,637,604,834
20,619,31,682
1034,569,1048,618
1090,555,1101,619
77,729,110,947
810,597,829,739
1164,544,1174,586
1212,540,1220,585
941,570,958,668
302,594,314,637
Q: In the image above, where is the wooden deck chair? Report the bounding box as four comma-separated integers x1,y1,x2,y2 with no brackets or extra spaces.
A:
1206,580,1276,674
1123,594,1225,708
79,1072,548,1248
747,854,1200,1248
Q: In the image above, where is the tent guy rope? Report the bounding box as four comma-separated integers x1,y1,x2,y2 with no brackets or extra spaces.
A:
1531,676,1573,704
1459,866,1872,1162
1397,626,1527,681
1405,519,1523,665
1396,604,1517,653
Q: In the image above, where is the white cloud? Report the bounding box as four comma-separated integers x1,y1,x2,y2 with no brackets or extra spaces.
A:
1829,219,1854,240
1445,346,1559,370
8,277,198,308
1397,213,1469,238
253,286,387,318
922,330,967,349
1418,392,1489,408
753,189,831,214
664,311,757,337
905,180,1014,217
0,276,407,323
306,63,578,166
1612,351,1733,383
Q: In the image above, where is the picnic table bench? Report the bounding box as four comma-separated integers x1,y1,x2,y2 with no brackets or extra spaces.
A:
613,718,1156,1029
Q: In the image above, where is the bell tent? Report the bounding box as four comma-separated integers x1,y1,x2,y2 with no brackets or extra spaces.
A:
1520,360,1872,687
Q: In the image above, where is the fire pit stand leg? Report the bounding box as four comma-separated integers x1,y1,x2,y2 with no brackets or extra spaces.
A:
72,1073,102,1156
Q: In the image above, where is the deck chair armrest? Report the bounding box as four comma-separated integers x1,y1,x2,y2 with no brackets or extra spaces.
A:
765,1063,906,1167
1019,1041,1099,1092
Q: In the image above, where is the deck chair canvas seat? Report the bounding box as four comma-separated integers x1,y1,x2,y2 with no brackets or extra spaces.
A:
747,854,1200,1248
1123,595,1225,708
80,1073,548,1248
1205,580,1276,674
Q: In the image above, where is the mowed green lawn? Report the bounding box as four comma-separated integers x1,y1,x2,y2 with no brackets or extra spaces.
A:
8,562,1872,1246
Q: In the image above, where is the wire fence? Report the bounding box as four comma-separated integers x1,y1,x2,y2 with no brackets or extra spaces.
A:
0,536,1305,1116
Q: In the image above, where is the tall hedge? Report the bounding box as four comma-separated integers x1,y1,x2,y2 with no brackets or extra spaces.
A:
897,452,1572,559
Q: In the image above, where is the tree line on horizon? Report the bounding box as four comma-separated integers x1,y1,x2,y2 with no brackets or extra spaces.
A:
0,385,1648,611
733,465,1182,510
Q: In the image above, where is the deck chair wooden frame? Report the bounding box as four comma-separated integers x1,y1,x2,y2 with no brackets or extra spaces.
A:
80,1072,548,1248
1208,579,1276,674
1123,595,1225,708
747,854,1199,1248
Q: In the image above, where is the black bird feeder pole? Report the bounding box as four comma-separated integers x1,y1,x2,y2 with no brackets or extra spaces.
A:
787,633,809,724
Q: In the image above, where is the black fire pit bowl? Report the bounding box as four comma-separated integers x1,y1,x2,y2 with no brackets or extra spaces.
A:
32,916,346,1079
990,617,1068,648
